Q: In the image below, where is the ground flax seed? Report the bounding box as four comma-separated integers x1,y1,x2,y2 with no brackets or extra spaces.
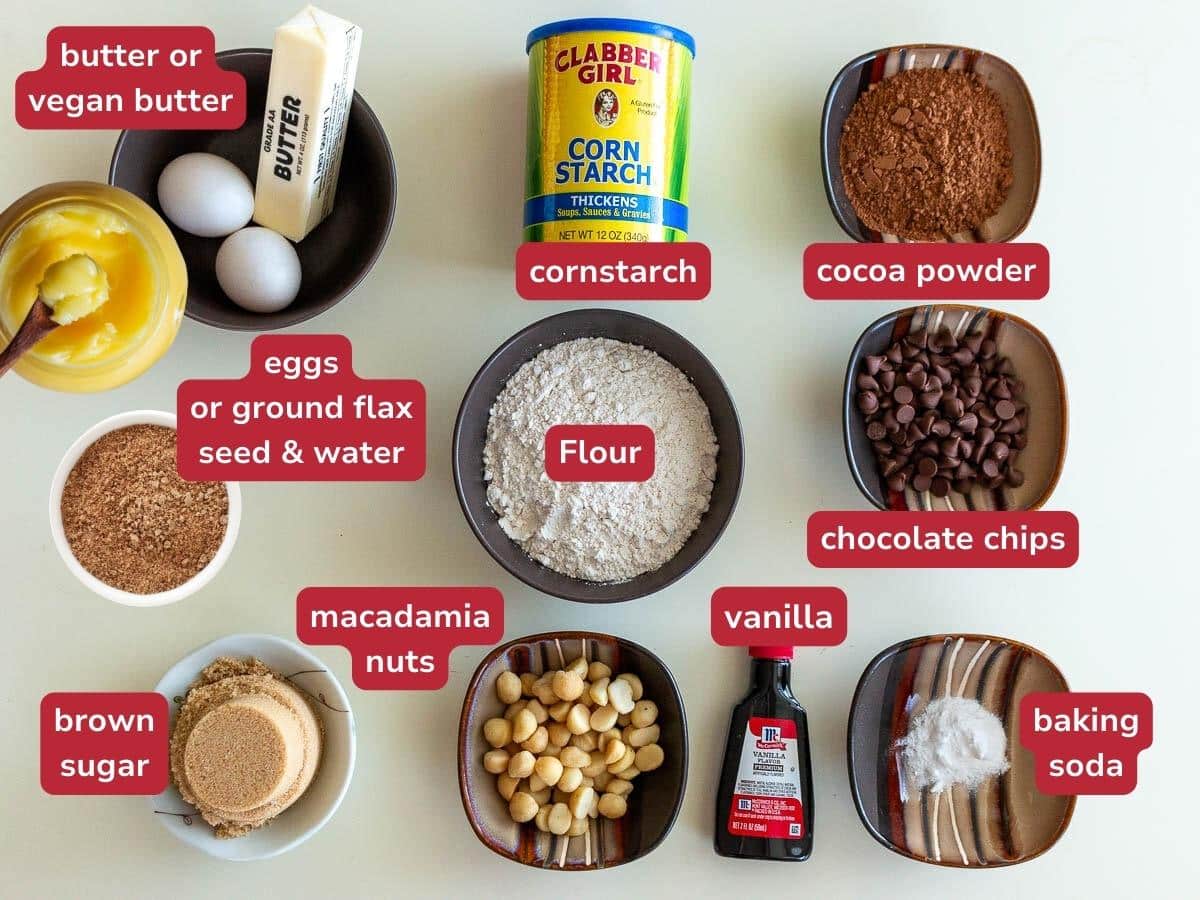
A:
840,68,1013,241
61,424,227,594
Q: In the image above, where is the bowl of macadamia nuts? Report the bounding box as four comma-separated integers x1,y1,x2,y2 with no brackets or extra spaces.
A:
458,632,687,870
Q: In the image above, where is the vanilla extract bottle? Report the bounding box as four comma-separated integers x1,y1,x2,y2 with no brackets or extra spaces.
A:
714,646,814,861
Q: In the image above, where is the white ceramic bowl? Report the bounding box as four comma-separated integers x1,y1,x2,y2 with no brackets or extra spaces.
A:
151,633,357,861
48,409,241,607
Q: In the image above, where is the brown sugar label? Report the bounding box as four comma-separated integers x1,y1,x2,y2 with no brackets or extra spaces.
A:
41,692,169,794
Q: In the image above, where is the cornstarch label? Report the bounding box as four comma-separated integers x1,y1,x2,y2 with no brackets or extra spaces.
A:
726,717,805,839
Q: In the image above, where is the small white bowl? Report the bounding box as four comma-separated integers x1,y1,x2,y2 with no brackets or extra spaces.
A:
49,409,241,607
151,633,357,861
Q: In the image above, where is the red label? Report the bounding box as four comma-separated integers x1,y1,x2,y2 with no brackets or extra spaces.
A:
711,587,847,647
177,334,426,482
516,242,710,300
807,511,1078,568
1020,692,1153,795
727,717,805,839
16,27,246,130
803,243,1049,300
40,692,169,795
544,424,655,482
296,587,504,690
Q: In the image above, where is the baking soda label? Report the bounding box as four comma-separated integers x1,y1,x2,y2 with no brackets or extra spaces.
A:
1019,692,1153,795
727,717,806,839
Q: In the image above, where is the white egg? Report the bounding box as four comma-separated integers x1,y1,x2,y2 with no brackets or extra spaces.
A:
157,153,254,238
215,228,302,313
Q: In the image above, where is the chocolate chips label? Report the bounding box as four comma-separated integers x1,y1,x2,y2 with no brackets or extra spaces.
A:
40,692,169,795
807,511,1078,567
177,334,426,481
1020,692,1153,795
544,424,655,481
711,587,847,647
804,243,1049,301
296,587,504,690
516,242,710,300
16,26,246,129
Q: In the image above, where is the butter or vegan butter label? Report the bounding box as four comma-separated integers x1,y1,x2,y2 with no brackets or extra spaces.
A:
727,718,806,839
526,30,692,242
16,26,245,129
296,587,504,690
253,7,361,241
41,693,168,795
544,424,655,481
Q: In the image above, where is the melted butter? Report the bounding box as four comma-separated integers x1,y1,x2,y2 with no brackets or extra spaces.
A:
0,206,155,364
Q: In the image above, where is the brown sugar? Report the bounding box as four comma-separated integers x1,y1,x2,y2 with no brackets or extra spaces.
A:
170,657,324,838
60,424,227,594
839,68,1013,241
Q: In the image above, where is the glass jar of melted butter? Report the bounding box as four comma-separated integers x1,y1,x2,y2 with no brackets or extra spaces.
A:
0,182,186,392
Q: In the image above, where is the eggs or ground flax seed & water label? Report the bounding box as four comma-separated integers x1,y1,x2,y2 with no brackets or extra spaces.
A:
726,717,806,839
525,27,692,242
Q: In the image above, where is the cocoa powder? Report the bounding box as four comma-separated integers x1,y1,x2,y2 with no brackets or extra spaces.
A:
839,68,1013,241
60,424,228,594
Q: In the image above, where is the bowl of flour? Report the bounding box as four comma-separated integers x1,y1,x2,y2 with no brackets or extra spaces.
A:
453,310,743,603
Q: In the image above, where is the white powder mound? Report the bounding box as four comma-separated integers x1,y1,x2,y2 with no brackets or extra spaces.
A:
899,695,1010,793
483,337,718,582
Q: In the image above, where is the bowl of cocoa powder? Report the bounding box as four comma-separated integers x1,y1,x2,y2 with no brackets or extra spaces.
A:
821,45,1041,242
49,410,241,606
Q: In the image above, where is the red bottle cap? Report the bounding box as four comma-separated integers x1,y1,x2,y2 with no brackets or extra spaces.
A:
749,646,794,659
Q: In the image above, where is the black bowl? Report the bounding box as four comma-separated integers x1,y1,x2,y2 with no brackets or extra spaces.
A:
108,48,396,331
453,310,743,603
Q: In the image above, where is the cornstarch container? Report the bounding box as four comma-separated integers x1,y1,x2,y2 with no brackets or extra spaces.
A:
524,18,695,242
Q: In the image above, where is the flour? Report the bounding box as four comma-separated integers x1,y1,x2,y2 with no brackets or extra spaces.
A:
898,695,1010,793
483,338,718,582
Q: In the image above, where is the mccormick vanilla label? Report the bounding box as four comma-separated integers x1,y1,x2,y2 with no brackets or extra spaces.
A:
525,26,693,242
726,717,806,839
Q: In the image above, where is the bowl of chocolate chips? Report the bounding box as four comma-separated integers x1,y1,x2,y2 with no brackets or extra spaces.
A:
843,305,1067,510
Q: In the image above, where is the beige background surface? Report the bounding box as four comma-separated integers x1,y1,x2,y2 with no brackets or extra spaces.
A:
0,0,1194,896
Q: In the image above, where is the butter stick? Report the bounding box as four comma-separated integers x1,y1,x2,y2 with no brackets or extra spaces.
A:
253,5,362,242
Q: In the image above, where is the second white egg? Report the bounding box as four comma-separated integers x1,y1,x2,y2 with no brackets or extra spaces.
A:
215,227,302,313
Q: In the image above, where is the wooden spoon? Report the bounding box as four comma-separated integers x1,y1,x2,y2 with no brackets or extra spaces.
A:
0,254,107,378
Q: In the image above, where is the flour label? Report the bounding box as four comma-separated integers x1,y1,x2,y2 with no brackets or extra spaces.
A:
726,717,805,839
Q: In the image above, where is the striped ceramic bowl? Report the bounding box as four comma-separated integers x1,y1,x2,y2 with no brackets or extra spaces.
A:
843,304,1067,511
821,44,1041,242
848,633,1075,867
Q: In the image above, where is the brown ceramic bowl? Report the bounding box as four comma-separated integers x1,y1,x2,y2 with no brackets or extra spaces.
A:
458,632,687,871
843,304,1067,510
821,44,1041,242
108,48,396,331
848,633,1075,867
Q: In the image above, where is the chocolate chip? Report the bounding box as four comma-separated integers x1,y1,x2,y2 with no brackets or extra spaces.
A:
918,457,938,478
956,412,978,434
995,399,1017,420
867,421,887,441
857,373,880,391
912,472,933,492
858,392,879,414
895,404,916,424
893,385,914,405
931,477,951,498
865,355,885,375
